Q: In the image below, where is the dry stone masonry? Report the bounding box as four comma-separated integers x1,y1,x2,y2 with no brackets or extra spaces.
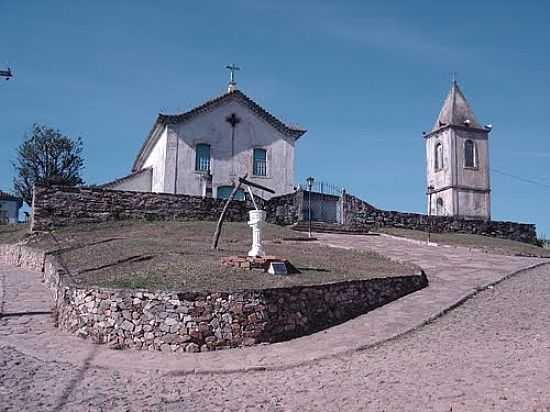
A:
1,244,427,353
30,185,537,244
30,185,303,231
221,255,299,273
31,185,251,231
340,193,537,244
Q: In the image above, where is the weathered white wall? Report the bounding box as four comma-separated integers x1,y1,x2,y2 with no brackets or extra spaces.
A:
456,190,490,218
107,168,152,192
166,99,296,199
426,129,452,190
0,200,20,223
426,128,490,219
143,128,168,192
427,189,454,216
454,130,490,189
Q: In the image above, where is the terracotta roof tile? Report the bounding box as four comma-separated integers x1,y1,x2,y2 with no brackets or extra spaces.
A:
432,81,484,133
158,90,306,138
101,167,152,189
132,89,306,172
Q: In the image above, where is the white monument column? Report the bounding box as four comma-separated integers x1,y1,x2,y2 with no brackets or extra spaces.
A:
248,210,266,257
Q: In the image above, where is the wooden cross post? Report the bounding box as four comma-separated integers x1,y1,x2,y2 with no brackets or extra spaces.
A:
211,174,248,250
211,175,275,250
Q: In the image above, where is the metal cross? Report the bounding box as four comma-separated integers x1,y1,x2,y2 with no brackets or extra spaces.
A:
225,113,241,128
226,64,240,83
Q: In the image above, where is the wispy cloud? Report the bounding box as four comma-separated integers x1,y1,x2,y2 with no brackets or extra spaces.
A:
239,0,469,64
326,17,467,63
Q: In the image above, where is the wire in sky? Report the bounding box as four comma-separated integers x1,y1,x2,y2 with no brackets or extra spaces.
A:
491,168,550,190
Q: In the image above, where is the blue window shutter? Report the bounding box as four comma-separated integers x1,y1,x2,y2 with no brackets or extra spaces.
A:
195,144,210,171
217,186,245,201
253,148,267,176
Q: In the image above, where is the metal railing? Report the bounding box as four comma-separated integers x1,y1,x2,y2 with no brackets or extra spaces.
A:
301,180,344,197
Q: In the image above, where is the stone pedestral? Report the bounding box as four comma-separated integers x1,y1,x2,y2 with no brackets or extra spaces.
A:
248,210,266,257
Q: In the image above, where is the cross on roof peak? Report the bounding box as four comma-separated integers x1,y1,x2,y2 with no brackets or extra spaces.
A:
226,64,240,92
451,71,457,85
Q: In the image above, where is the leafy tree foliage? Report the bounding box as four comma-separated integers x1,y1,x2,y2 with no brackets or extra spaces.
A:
13,124,84,205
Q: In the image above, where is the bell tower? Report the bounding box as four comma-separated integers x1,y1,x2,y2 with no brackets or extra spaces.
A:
425,81,492,220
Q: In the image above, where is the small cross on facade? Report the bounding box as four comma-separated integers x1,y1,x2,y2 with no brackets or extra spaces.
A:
226,113,241,128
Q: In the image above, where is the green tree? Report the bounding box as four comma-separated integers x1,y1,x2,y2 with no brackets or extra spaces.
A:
13,124,85,205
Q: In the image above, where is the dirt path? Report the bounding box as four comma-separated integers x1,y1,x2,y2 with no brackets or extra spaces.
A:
1,233,549,410
1,263,549,411
1,234,546,374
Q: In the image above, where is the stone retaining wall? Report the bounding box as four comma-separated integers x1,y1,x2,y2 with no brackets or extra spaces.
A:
0,243,427,353
341,193,538,244
30,185,536,244
31,185,306,232
262,191,304,225
31,185,253,232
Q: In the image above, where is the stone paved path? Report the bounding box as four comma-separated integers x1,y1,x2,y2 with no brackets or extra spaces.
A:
0,234,547,375
2,260,550,411
0,263,51,315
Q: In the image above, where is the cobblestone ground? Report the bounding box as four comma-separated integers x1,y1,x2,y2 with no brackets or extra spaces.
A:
1,264,549,411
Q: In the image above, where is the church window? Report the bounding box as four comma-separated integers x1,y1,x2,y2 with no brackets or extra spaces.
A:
434,143,443,171
464,140,476,168
436,197,444,215
195,144,211,172
216,185,245,201
253,148,267,177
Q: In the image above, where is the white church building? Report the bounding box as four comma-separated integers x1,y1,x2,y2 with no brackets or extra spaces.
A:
104,70,306,200
425,81,492,220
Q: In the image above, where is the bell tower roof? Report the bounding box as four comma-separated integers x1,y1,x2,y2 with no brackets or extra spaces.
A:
432,81,483,132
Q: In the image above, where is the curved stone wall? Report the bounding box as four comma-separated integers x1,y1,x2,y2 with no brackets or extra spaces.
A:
1,244,428,353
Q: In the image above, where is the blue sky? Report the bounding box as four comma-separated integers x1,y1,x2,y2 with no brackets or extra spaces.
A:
1,1,549,235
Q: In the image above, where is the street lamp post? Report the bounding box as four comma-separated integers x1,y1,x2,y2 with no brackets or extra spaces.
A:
427,185,434,244
306,177,314,238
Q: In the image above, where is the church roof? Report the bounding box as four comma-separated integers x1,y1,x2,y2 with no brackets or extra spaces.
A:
101,167,152,189
431,81,484,133
132,89,306,172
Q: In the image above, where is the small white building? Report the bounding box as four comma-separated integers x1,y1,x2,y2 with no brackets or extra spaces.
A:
105,78,306,199
425,81,491,220
0,191,23,224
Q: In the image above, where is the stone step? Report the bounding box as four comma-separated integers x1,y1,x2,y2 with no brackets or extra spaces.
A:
291,222,371,235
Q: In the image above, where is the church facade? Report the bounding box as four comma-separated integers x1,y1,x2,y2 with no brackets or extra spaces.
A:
425,81,491,220
104,81,306,200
